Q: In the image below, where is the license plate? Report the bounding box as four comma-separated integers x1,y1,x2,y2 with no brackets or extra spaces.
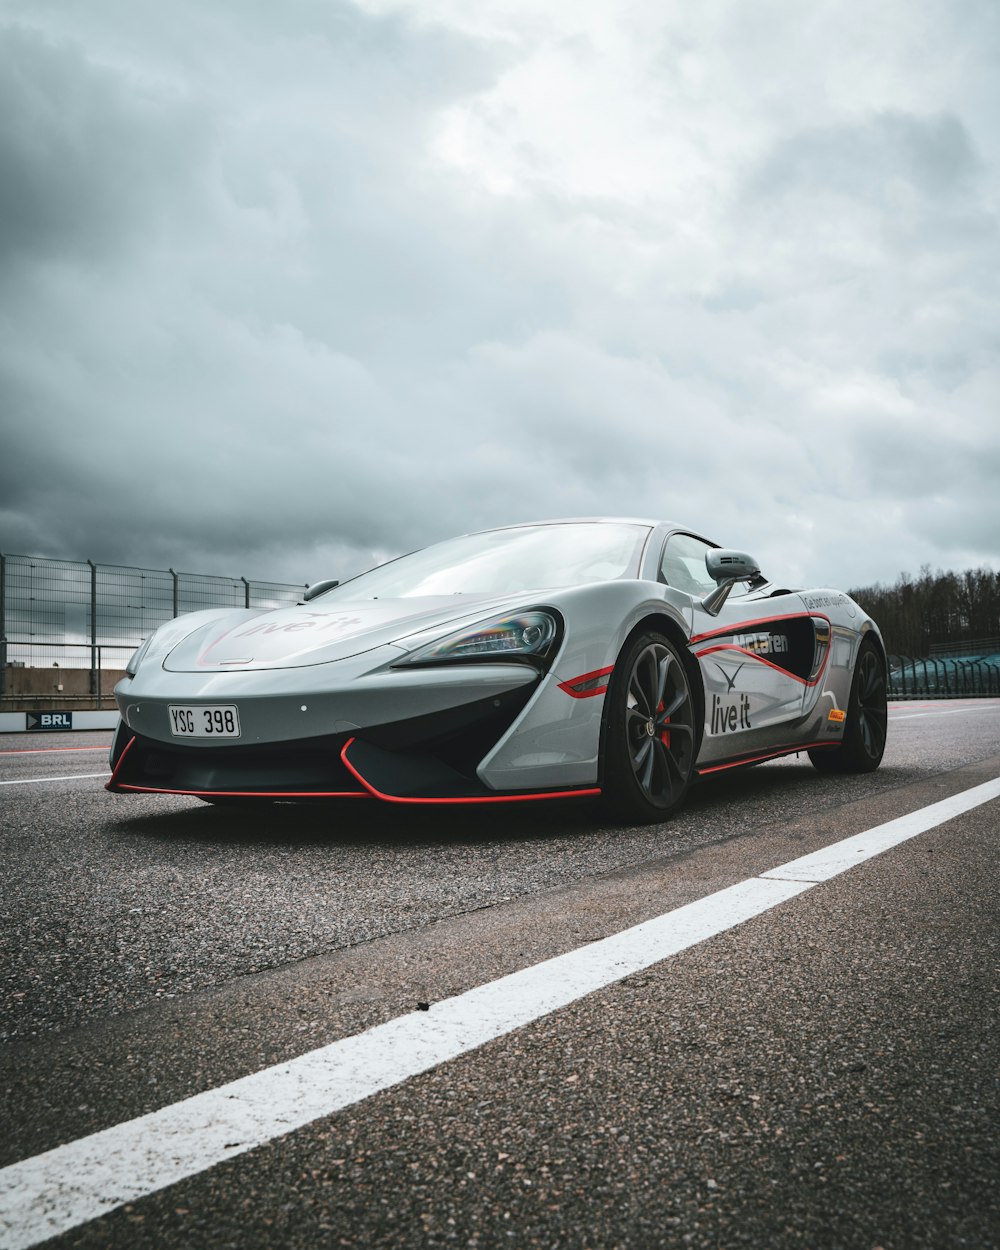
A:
168,705,241,738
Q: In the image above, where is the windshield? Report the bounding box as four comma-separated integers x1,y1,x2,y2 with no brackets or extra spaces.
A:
317,522,651,599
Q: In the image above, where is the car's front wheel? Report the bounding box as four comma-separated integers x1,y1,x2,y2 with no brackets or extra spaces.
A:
809,636,888,774
602,630,698,823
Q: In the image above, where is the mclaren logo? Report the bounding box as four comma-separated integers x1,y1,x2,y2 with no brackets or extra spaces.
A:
714,661,744,691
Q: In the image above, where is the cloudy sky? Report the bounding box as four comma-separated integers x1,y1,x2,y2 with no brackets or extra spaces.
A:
1,0,997,593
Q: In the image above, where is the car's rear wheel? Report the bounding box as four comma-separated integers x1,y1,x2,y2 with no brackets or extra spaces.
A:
602,630,697,822
809,636,887,774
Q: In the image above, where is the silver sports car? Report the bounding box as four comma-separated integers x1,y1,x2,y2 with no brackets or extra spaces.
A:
108,519,888,821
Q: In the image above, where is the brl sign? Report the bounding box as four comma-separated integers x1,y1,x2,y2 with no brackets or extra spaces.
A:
27,712,74,732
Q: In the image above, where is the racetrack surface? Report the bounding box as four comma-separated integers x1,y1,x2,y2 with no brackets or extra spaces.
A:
1,700,998,1248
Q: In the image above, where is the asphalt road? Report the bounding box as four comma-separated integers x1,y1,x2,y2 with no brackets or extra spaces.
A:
1,700,998,1249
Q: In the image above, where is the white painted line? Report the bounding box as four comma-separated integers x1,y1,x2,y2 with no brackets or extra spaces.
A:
890,706,997,720
1,776,999,1249
0,774,109,787
761,777,1000,883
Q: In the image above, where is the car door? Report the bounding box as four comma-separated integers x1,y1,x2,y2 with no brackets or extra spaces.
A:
659,532,829,766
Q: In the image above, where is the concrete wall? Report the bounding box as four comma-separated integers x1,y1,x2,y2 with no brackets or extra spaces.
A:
1,667,125,711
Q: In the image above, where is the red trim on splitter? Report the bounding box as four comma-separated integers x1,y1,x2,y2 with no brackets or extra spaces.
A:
104,734,368,798
340,738,601,805
112,784,369,799
105,735,137,791
558,665,615,699
696,741,835,775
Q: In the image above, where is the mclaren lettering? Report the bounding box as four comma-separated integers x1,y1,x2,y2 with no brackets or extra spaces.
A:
732,631,789,655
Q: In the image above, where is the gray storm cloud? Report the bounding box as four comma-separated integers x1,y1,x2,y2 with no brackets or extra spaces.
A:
1,0,997,591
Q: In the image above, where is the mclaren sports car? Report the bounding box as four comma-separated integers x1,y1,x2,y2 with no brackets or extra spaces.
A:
107,519,889,821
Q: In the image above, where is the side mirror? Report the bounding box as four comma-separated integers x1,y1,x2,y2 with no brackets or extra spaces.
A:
706,549,761,584
702,550,763,616
302,579,339,603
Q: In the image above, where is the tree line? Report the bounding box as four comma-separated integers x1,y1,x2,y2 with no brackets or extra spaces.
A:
847,567,1000,659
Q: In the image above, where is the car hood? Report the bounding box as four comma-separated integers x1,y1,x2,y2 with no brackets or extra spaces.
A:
161,594,538,671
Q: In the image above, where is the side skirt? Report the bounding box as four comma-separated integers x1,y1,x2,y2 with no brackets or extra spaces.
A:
696,740,837,775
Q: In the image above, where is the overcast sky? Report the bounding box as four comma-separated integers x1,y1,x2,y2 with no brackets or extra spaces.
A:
1,0,997,593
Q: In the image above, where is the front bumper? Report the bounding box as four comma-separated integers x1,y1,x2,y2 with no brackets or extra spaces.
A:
107,670,599,803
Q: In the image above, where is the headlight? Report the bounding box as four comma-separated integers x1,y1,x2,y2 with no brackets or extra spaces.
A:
395,610,560,667
125,637,152,676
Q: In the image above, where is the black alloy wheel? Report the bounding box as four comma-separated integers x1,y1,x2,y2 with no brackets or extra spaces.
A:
809,636,888,773
603,631,698,822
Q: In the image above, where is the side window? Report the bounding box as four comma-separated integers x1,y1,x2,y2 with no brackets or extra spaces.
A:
659,533,717,596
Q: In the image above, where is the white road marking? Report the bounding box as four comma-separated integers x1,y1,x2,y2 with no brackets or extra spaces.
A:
761,777,1000,882
0,774,109,787
1,776,999,1250
890,706,997,720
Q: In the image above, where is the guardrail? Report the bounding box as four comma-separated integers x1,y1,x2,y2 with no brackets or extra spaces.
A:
889,656,1000,699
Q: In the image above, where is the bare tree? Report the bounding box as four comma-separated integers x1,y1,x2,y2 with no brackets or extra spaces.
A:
848,567,1000,658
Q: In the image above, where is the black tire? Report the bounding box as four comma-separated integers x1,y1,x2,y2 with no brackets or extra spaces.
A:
809,636,887,774
602,631,698,822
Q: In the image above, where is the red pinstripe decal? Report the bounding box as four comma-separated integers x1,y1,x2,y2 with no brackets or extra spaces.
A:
340,738,601,805
690,611,830,647
694,642,831,687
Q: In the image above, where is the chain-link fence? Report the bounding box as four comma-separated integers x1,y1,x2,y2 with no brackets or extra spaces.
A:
1,553,305,706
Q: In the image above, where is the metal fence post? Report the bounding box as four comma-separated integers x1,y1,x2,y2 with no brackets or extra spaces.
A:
241,577,250,609
170,569,178,618
87,559,98,696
